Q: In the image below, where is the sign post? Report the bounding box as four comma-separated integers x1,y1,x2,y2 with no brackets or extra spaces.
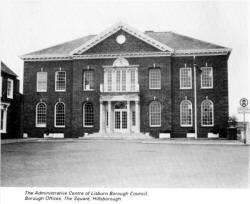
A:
238,98,249,144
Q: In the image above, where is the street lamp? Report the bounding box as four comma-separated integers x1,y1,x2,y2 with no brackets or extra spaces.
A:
193,56,198,139
193,56,203,139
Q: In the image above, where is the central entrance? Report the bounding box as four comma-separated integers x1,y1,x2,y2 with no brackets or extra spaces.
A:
114,102,127,132
99,95,140,134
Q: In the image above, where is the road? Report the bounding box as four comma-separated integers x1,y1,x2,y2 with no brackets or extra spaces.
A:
1,140,249,188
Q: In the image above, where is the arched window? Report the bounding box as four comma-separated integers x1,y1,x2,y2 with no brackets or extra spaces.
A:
55,102,65,127
36,102,47,127
113,57,129,67
149,101,161,127
201,99,214,126
83,102,94,127
180,100,192,127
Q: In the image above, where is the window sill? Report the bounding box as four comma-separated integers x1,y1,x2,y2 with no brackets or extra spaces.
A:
54,126,65,128
36,125,46,128
149,88,161,90
55,90,66,92
83,89,94,91
201,87,213,89
7,96,13,99
150,125,161,127
37,90,47,92
83,125,94,128
181,125,193,127
201,125,214,127
180,87,192,90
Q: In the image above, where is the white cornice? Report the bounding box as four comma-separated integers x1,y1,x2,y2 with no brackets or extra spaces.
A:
103,65,139,69
70,22,173,55
20,48,231,61
20,55,72,61
173,48,231,56
21,52,170,61
73,52,171,59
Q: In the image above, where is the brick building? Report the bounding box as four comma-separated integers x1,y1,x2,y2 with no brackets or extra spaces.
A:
1,61,23,138
21,22,231,138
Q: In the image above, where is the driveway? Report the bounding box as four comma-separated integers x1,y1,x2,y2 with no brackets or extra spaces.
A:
1,140,249,188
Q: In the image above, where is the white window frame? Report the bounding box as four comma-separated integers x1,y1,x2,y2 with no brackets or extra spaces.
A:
83,70,94,91
180,68,192,89
55,71,66,92
83,102,94,127
0,103,9,133
180,100,193,127
7,78,13,99
201,99,214,127
149,68,161,90
35,102,47,128
0,76,2,97
149,101,161,127
130,69,136,91
37,72,47,92
201,67,213,89
121,70,127,91
107,70,112,92
54,102,65,128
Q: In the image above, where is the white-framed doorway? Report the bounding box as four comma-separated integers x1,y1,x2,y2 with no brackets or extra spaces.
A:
0,102,9,134
113,101,128,133
114,109,128,132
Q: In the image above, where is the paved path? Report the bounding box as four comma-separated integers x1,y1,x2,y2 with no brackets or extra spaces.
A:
1,137,247,145
1,140,249,188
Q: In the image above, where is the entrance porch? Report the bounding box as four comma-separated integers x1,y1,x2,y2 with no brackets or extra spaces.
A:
99,94,140,134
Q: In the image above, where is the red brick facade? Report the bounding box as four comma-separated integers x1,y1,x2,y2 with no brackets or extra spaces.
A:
22,24,230,138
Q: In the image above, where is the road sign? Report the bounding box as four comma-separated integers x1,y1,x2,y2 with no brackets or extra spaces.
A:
238,98,249,144
238,107,250,114
240,98,248,107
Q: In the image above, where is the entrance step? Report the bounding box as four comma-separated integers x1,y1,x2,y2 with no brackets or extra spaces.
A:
81,132,154,140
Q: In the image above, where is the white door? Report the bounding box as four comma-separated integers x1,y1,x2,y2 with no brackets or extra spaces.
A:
114,110,127,132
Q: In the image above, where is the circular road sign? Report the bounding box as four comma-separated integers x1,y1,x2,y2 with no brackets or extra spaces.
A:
240,98,248,107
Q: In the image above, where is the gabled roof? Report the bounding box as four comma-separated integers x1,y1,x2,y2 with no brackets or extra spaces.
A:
1,61,17,77
71,22,173,55
22,35,95,56
21,22,231,61
145,31,226,50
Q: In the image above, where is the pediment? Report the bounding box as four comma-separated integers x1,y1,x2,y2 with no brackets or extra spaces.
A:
71,22,173,55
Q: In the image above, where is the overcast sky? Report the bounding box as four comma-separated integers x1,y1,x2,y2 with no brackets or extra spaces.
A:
1,0,249,121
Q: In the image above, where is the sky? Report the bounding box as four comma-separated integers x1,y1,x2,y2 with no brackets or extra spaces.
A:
1,0,249,121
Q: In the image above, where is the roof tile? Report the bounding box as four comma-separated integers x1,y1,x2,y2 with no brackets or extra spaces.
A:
1,61,17,77
22,31,228,57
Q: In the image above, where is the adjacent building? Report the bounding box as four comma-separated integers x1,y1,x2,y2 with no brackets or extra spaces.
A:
21,22,231,138
1,61,22,138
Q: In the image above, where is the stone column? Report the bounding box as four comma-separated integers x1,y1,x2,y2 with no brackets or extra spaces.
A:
135,101,140,133
99,101,104,133
107,101,112,133
127,100,131,133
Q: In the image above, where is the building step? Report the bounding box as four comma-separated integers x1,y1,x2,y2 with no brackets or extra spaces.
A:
81,132,154,140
